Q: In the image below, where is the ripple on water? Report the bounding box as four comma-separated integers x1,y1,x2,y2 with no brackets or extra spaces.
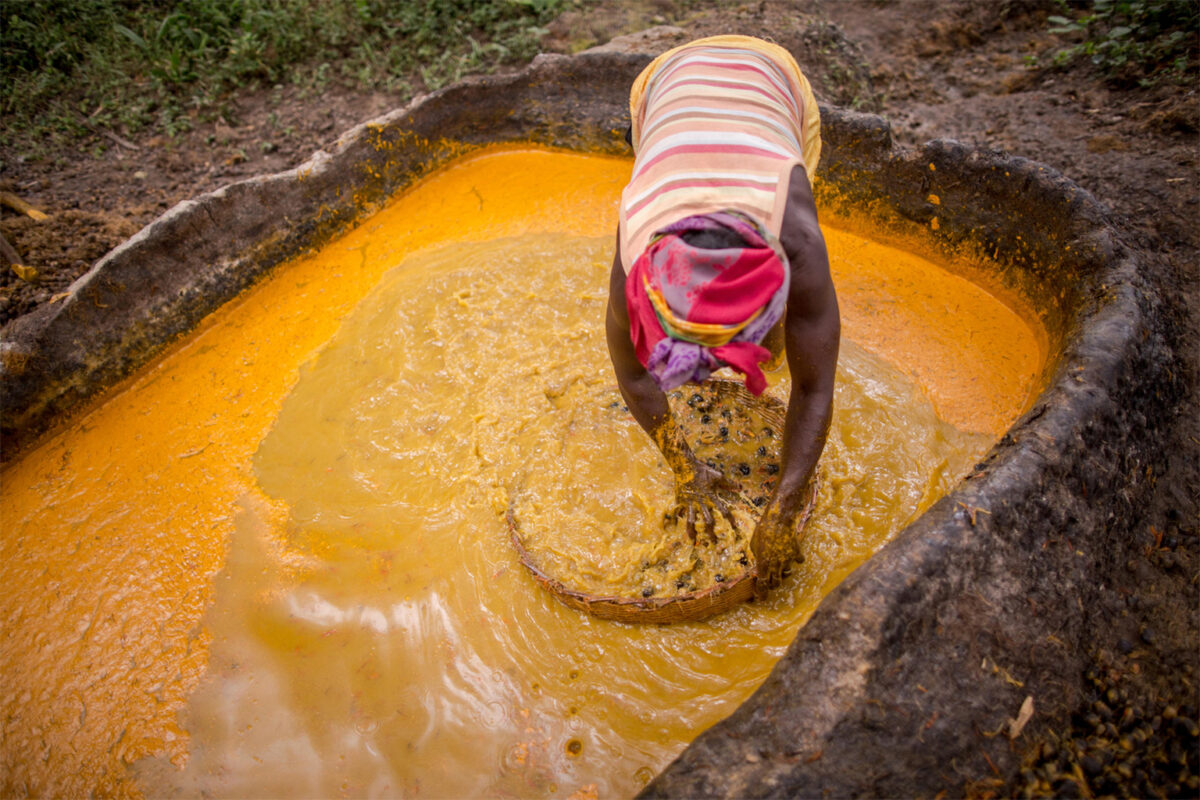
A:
138,233,993,799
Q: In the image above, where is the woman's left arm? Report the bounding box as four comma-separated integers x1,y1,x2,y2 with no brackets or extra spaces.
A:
751,164,841,594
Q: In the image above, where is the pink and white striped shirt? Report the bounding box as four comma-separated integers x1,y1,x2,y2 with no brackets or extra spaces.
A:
618,36,821,273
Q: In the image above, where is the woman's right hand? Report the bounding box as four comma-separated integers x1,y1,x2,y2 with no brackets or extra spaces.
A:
665,458,741,543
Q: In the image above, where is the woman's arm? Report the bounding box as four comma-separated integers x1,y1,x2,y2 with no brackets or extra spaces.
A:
751,165,841,594
605,236,739,540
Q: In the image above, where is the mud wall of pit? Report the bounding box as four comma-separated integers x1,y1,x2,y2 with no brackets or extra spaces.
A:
0,49,1176,797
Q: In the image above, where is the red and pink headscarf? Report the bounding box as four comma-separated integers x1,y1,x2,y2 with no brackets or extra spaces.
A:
625,211,790,395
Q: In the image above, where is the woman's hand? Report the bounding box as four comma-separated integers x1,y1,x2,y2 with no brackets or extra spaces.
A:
666,458,741,543
750,498,805,598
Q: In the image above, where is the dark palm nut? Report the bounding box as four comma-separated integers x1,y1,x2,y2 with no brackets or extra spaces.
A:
1053,778,1082,798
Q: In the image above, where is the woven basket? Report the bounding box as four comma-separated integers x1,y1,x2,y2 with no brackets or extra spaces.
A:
509,379,817,624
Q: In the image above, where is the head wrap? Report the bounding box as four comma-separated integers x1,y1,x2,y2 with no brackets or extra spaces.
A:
625,211,790,395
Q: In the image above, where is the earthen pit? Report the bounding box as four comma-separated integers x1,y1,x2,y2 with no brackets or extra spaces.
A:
0,48,1174,797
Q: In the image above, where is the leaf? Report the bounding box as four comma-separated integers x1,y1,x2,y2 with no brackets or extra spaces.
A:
11,264,38,281
1008,695,1035,739
1108,26,1133,38
113,23,147,49
157,13,187,44
1047,15,1072,26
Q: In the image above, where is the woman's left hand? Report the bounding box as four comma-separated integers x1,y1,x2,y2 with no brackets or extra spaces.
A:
750,499,804,598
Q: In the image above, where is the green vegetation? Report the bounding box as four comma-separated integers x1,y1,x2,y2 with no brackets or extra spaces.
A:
0,0,567,147
1042,0,1198,85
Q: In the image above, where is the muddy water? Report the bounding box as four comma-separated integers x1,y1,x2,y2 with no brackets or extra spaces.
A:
0,147,1043,798
138,232,995,799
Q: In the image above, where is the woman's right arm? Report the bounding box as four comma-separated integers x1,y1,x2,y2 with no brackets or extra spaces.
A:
605,237,738,539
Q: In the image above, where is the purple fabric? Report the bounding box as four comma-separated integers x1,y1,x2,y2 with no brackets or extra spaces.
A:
646,338,721,391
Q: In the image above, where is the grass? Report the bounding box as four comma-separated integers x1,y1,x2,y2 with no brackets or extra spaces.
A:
1039,0,1199,86
0,0,569,151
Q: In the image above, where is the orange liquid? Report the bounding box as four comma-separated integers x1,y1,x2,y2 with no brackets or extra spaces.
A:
0,147,1043,798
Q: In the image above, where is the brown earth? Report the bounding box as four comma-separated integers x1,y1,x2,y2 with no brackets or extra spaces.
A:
1,1,1196,796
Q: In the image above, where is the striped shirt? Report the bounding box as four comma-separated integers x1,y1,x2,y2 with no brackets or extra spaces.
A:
618,36,821,273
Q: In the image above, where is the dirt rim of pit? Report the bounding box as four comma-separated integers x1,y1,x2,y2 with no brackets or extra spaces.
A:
0,38,1182,798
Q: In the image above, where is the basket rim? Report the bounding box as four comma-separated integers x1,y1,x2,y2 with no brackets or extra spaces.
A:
507,503,760,622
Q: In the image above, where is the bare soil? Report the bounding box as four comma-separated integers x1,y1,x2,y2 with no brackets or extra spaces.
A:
1,1,1195,795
